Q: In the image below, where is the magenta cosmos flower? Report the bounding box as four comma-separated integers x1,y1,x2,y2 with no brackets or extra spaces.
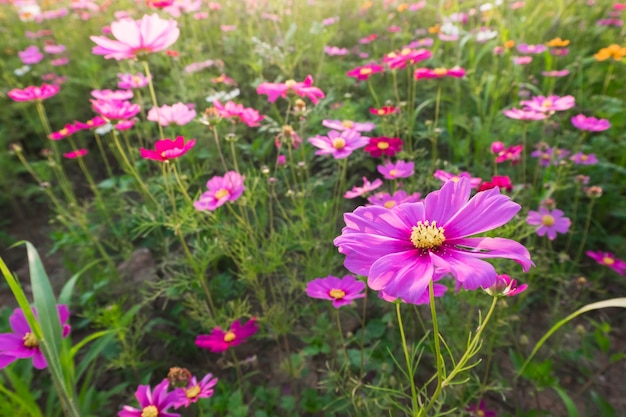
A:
212,100,264,127
118,72,150,89
0,305,70,370
377,160,414,180
364,137,403,157
49,123,82,140
484,274,528,297
414,67,466,80
571,114,611,132
368,190,421,209
586,251,626,275
503,108,549,120
91,14,180,60
383,48,433,70
526,207,570,240
334,178,533,304
344,177,383,199
147,102,197,126
64,149,88,159
346,63,385,80
8,84,60,102
570,152,598,165
91,99,140,120
467,400,496,417
194,171,245,211
91,89,133,101
305,275,366,308
140,136,196,162
433,170,481,188
478,175,513,192
308,130,369,159
322,119,375,132
173,373,217,408
521,95,575,113
195,318,258,353
118,379,179,417
256,75,325,104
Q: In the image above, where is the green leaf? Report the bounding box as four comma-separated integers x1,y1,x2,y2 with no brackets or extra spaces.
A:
590,390,616,417
58,260,101,306
553,386,580,417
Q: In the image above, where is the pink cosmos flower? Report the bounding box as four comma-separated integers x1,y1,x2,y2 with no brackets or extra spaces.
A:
551,48,568,56
370,106,399,116
64,149,88,159
513,56,533,65
570,152,598,165
433,170,481,188
324,46,348,56
220,25,236,32
49,124,82,140
495,144,523,165
478,175,513,192
140,136,196,162
359,34,377,44
345,177,383,199
118,379,179,417
542,69,570,77
322,119,375,132
308,130,369,159
521,95,575,113
367,190,421,209
118,73,150,89
183,59,216,73
8,84,60,102
334,178,533,304
346,63,385,80
322,16,338,25
502,108,549,120
570,114,611,132
526,207,571,240
51,57,69,66
91,89,133,101
0,305,70,370
91,99,140,120
467,400,496,417
257,75,325,104
597,18,623,26
414,67,466,80
74,116,107,130
586,251,626,275
407,38,434,48
18,45,44,64
147,103,197,126
212,100,264,127
194,171,245,211
195,318,258,353
115,120,135,131
305,275,366,308
210,74,237,86
531,147,568,167
517,43,547,54
364,137,403,157
377,160,414,180
90,14,180,60
43,44,66,54
173,373,217,409
484,274,528,297
383,48,433,70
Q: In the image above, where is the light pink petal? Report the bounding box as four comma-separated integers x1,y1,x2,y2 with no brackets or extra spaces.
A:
369,251,433,304
424,178,471,226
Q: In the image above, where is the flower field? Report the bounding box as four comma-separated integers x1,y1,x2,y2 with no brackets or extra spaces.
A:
1,0,626,416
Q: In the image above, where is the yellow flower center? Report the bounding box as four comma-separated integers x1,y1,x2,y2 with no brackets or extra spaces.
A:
285,79,297,88
141,405,158,417
389,169,399,177
360,68,372,75
387,52,397,58
477,411,485,417
410,220,446,249
541,215,555,226
400,48,411,56
329,289,346,299
223,331,236,342
541,99,553,108
186,385,201,399
377,141,390,150
384,200,396,209
342,120,354,128
215,188,230,199
333,138,346,149
377,109,385,115
451,176,460,183
59,128,68,135
433,68,448,75
23,332,39,348
602,256,615,265
580,155,588,161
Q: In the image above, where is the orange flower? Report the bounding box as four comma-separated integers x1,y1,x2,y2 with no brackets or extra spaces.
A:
504,40,515,49
428,24,441,34
361,1,373,10
397,3,408,12
594,44,626,61
546,37,570,47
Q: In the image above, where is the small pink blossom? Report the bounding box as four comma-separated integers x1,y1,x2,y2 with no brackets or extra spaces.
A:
147,102,196,126
367,190,421,209
195,318,257,352
586,251,626,275
8,84,60,102
344,177,383,199
517,43,547,54
377,160,414,180
570,152,598,165
117,73,150,89
484,274,528,297
503,108,549,120
322,119,375,132
91,99,140,120
91,89,133,101
173,373,217,408
513,56,533,65
383,48,432,70
433,170,482,188
324,46,348,56
49,124,82,140
570,114,611,132
527,207,571,240
257,75,325,104
18,45,44,65
64,149,88,159
140,136,196,162
414,67,465,80
194,171,245,211
308,130,369,159
43,44,66,54
212,100,264,127
542,69,570,77
346,63,385,80
305,275,366,308
521,95,575,113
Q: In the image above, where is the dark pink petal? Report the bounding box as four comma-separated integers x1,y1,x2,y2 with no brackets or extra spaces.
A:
0,333,25,354
0,354,17,369
432,250,496,290
31,350,48,369
135,384,152,408
9,309,31,334
450,237,534,271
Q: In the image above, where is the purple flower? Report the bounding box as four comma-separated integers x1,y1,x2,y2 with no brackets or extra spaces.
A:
531,147,569,167
305,275,366,308
542,69,570,77
527,207,571,240
173,373,217,408
308,130,369,159
521,95,575,113
570,152,598,165
516,43,547,54
503,108,549,120
0,305,70,369
467,400,496,417
18,45,44,65
194,171,245,211
367,190,421,209
377,160,415,180
586,251,626,275
118,379,180,417
334,178,533,304
322,119,375,132
344,177,383,199
570,114,611,132
484,274,528,297
433,170,482,188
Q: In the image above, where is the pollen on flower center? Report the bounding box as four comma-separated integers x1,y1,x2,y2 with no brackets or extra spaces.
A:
360,68,372,75
342,120,354,128
223,331,236,342
433,68,448,75
186,385,201,399
451,176,460,183
410,220,446,249
329,288,346,299
333,138,346,149
389,169,399,177
541,99,553,108
23,332,38,348
541,215,555,226
602,256,615,265
377,141,390,150
384,200,396,209
476,411,485,417
285,79,297,88
59,128,68,135
215,188,230,199
377,109,385,115
141,405,159,417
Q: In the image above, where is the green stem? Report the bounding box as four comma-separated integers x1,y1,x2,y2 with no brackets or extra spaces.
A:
574,199,595,265
396,302,419,416
142,60,165,140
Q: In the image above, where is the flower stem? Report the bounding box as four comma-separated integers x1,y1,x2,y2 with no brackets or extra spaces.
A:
142,60,165,140
396,302,419,416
